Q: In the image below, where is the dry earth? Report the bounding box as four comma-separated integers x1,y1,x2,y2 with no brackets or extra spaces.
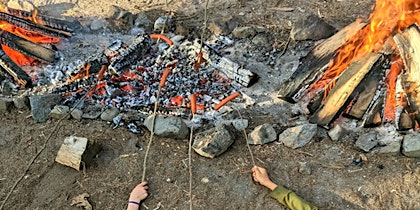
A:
1,0,420,210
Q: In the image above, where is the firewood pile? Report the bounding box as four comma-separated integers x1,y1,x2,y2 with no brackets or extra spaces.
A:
278,0,420,131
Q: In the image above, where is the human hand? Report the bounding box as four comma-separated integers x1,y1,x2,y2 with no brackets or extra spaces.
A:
252,166,277,190
129,182,149,203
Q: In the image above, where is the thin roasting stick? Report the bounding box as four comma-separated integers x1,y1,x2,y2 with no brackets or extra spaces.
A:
188,93,197,210
235,108,256,167
142,66,172,182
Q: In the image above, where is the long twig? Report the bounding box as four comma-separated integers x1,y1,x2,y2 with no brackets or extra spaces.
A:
141,87,161,182
0,88,91,210
188,113,194,210
235,108,256,167
199,0,210,52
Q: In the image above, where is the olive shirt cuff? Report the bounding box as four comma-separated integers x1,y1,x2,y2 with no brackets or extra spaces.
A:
269,185,318,210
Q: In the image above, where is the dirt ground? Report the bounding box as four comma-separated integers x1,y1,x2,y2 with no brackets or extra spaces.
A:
1,0,420,209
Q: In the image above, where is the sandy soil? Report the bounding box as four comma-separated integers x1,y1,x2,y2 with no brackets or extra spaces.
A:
1,0,420,210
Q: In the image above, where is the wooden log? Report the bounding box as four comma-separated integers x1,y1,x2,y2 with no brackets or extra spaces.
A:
362,94,384,127
0,31,57,63
309,53,383,127
394,24,420,124
212,56,258,87
55,136,101,170
277,21,366,103
346,64,386,119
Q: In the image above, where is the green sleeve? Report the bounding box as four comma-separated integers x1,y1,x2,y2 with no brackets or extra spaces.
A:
269,185,318,210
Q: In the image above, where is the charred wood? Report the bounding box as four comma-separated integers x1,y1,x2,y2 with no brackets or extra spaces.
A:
212,57,258,87
277,21,366,103
346,62,387,119
309,53,383,127
0,48,31,87
0,30,58,63
5,7,78,33
0,11,71,38
362,93,384,127
394,24,420,125
108,34,152,74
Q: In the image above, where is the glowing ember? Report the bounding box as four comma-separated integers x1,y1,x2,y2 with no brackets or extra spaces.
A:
310,0,420,94
383,57,403,122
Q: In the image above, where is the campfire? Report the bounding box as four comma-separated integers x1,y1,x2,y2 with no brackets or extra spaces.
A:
278,0,420,131
0,6,258,125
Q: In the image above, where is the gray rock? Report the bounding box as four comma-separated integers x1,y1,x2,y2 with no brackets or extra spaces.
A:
134,12,152,29
355,131,378,152
251,34,270,48
49,105,70,120
71,108,83,121
298,162,312,175
100,107,120,122
377,141,401,156
1,80,18,96
82,105,104,119
290,13,336,41
232,26,257,39
13,92,29,110
0,97,13,113
144,115,188,139
248,123,277,145
208,20,230,35
328,124,344,141
232,119,248,131
193,124,235,158
280,124,317,149
29,94,62,123
154,15,173,32
402,133,420,157
90,19,108,31
108,5,134,26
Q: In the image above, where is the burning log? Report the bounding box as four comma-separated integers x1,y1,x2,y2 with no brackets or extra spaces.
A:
0,11,71,38
0,30,57,63
277,21,366,103
394,24,420,125
309,53,384,127
4,7,77,33
0,48,31,86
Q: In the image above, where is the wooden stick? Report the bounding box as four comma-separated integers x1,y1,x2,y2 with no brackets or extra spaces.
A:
188,93,197,210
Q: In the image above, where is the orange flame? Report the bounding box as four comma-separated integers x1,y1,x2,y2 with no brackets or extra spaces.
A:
383,57,403,122
1,44,37,66
310,0,420,94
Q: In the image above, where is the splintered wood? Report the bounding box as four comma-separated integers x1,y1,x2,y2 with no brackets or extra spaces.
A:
394,24,420,125
277,21,366,103
309,53,383,127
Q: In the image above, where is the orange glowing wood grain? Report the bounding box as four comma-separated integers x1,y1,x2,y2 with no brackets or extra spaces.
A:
97,65,107,81
190,94,197,114
214,92,241,111
150,34,173,46
159,66,171,87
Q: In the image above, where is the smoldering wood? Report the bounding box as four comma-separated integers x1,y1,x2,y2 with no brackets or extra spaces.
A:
0,31,58,63
108,34,152,74
0,49,31,87
277,21,366,103
346,63,387,119
212,56,258,87
309,53,383,127
0,11,71,38
394,24,420,125
5,7,77,33
307,89,324,114
397,112,413,131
